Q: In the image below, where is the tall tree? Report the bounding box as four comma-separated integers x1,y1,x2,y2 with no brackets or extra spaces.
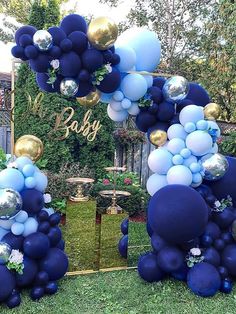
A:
44,0,61,29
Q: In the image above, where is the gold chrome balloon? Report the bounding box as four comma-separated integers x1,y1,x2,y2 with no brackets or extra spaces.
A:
87,17,118,50
204,103,221,120
14,135,44,162
77,89,101,106
150,130,167,147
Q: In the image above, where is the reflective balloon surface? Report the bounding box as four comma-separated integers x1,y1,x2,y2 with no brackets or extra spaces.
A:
204,103,221,120
33,30,53,51
163,76,189,102
201,153,229,181
150,130,167,147
77,89,101,106
0,242,12,265
0,188,22,220
15,135,44,162
60,79,78,97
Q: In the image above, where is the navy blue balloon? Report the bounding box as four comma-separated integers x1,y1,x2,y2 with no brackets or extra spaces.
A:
29,54,50,73
205,194,217,207
148,185,208,244
110,53,120,66
201,235,213,248
21,189,44,214
204,222,221,240
171,263,189,281
45,281,58,295
196,184,213,199
78,69,90,81
218,266,229,279
186,82,211,107
25,45,38,59
149,86,163,104
136,111,157,132
103,50,113,63
146,222,153,237
151,234,167,252
60,38,73,52
60,52,81,77
153,77,166,89
118,235,128,258
121,218,129,235
60,14,87,35
148,103,159,114
37,210,49,222
15,25,37,45
212,207,235,229
2,233,24,250
76,81,93,97
68,31,88,54
6,292,21,309
187,262,221,297
0,266,15,302
138,252,165,283
97,68,121,93
110,46,115,53
82,48,104,72
220,280,233,294
50,46,62,58
16,257,38,287
49,213,61,226
203,247,221,267
157,246,184,273
56,239,65,251
11,46,25,59
214,239,225,251
24,232,50,259
48,27,66,45
36,72,61,93
30,287,44,300
39,248,68,281
221,232,233,244
222,244,236,276
148,122,169,135
47,226,62,247
19,34,32,47
170,113,180,125
157,101,175,122
181,238,200,251
35,271,49,286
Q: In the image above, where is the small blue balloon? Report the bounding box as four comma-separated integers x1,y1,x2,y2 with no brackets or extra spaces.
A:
179,105,204,126
11,222,24,236
183,155,198,167
34,172,48,192
180,148,191,159
167,138,186,155
0,228,9,241
172,154,184,165
121,98,132,109
25,177,36,189
22,164,35,177
113,91,124,102
184,122,196,133
190,163,201,173
15,156,33,171
220,280,233,294
196,120,208,131
100,92,114,103
167,124,187,140
15,211,28,224
0,169,25,192
42,207,55,216
120,73,147,101
192,173,203,184
23,217,38,237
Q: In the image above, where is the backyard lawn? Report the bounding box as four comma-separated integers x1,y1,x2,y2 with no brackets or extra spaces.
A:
1,269,236,314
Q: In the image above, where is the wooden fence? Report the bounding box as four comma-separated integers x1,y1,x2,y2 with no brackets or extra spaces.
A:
0,126,11,154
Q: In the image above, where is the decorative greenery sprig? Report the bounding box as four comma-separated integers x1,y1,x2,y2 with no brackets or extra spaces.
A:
186,248,204,268
138,94,153,108
92,64,112,86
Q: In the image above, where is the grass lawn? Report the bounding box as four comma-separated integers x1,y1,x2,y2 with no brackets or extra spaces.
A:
1,269,236,314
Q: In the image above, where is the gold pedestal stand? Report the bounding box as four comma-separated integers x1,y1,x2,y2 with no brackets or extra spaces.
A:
66,177,94,202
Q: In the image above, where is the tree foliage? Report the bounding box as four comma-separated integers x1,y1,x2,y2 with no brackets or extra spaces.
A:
44,0,61,29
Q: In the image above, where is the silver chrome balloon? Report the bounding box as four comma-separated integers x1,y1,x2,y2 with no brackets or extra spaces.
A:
0,188,22,220
33,30,53,51
200,153,229,181
163,75,189,102
60,79,79,97
0,242,12,265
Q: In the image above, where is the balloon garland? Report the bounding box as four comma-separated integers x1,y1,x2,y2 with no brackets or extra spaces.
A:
10,12,236,301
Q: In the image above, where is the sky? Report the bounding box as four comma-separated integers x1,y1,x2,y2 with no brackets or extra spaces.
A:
0,0,134,73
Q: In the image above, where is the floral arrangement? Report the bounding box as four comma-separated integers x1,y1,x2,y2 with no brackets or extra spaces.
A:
7,250,24,274
138,93,153,108
113,128,146,146
213,195,233,212
186,248,204,268
100,171,140,187
47,59,60,86
92,63,112,86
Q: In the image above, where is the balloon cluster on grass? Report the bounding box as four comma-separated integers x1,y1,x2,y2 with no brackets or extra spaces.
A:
0,155,68,308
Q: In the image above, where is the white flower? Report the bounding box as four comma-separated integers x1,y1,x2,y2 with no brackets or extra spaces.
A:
50,59,60,70
214,200,221,208
44,193,52,203
9,250,24,264
190,248,201,256
105,63,112,73
7,162,18,169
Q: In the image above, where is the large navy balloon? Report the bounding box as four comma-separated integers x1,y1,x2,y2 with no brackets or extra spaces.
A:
16,257,38,287
23,232,50,259
0,266,15,302
138,252,165,283
21,189,44,214
118,234,128,258
186,83,211,107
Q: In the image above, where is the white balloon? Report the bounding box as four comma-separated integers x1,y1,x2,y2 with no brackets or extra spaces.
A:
128,102,140,116
167,124,187,140
148,148,173,175
167,165,193,186
107,105,128,122
146,173,168,196
179,105,204,126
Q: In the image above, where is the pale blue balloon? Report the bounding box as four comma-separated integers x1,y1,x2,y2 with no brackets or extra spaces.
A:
210,143,218,154
113,91,124,102
196,120,208,131
183,155,198,167
100,92,114,103
0,219,14,230
0,168,25,192
172,154,184,165
184,122,196,133
192,173,203,184
128,102,140,116
120,74,147,101
15,156,33,171
115,46,136,72
167,138,186,155
25,177,37,189
207,121,221,138
190,163,201,173
186,130,213,157
179,105,204,126
0,227,9,241
22,164,35,177
11,222,24,236
107,104,128,122
146,173,167,196
180,148,191,159
23,217,38,237
110,100,123,112
167,165,193,186
144,75,153,88
34,171,48,192
148,148,173,175
167,124,187,140
42,207,54,216
15,210,28,223
121,98,132,109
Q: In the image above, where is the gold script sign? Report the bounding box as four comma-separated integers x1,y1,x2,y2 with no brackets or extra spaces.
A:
50,107,102,141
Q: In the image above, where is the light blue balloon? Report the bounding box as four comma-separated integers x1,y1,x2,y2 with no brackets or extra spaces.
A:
186,130,213,157
148,148,173,175
146,173,167,196
15,210,28,223
121,98,132,109
0,219,14,230
107,104,128,122
207,121,221,138
22,164,35,177
184,122,196,133
167,138,186,155
25,177,37,189
190,163,201,173
23,217,38,237
110,100,123,112
0,227,9,241
196,120,208,131
0,168,25,192
113,91,124,102
34,171,48,192
100,92,114,103
167,124,187,140
179,105,204,126
42,207,55,216
11,222,24,236
180,148,191,159
192,173,203,184
144,75,153,88
172,154,184,165
15,156,33,171
128,102,140,116
183,155,198,167
210,143,218,154
120,73,147,101
167,165,193,186
115,46,136,72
